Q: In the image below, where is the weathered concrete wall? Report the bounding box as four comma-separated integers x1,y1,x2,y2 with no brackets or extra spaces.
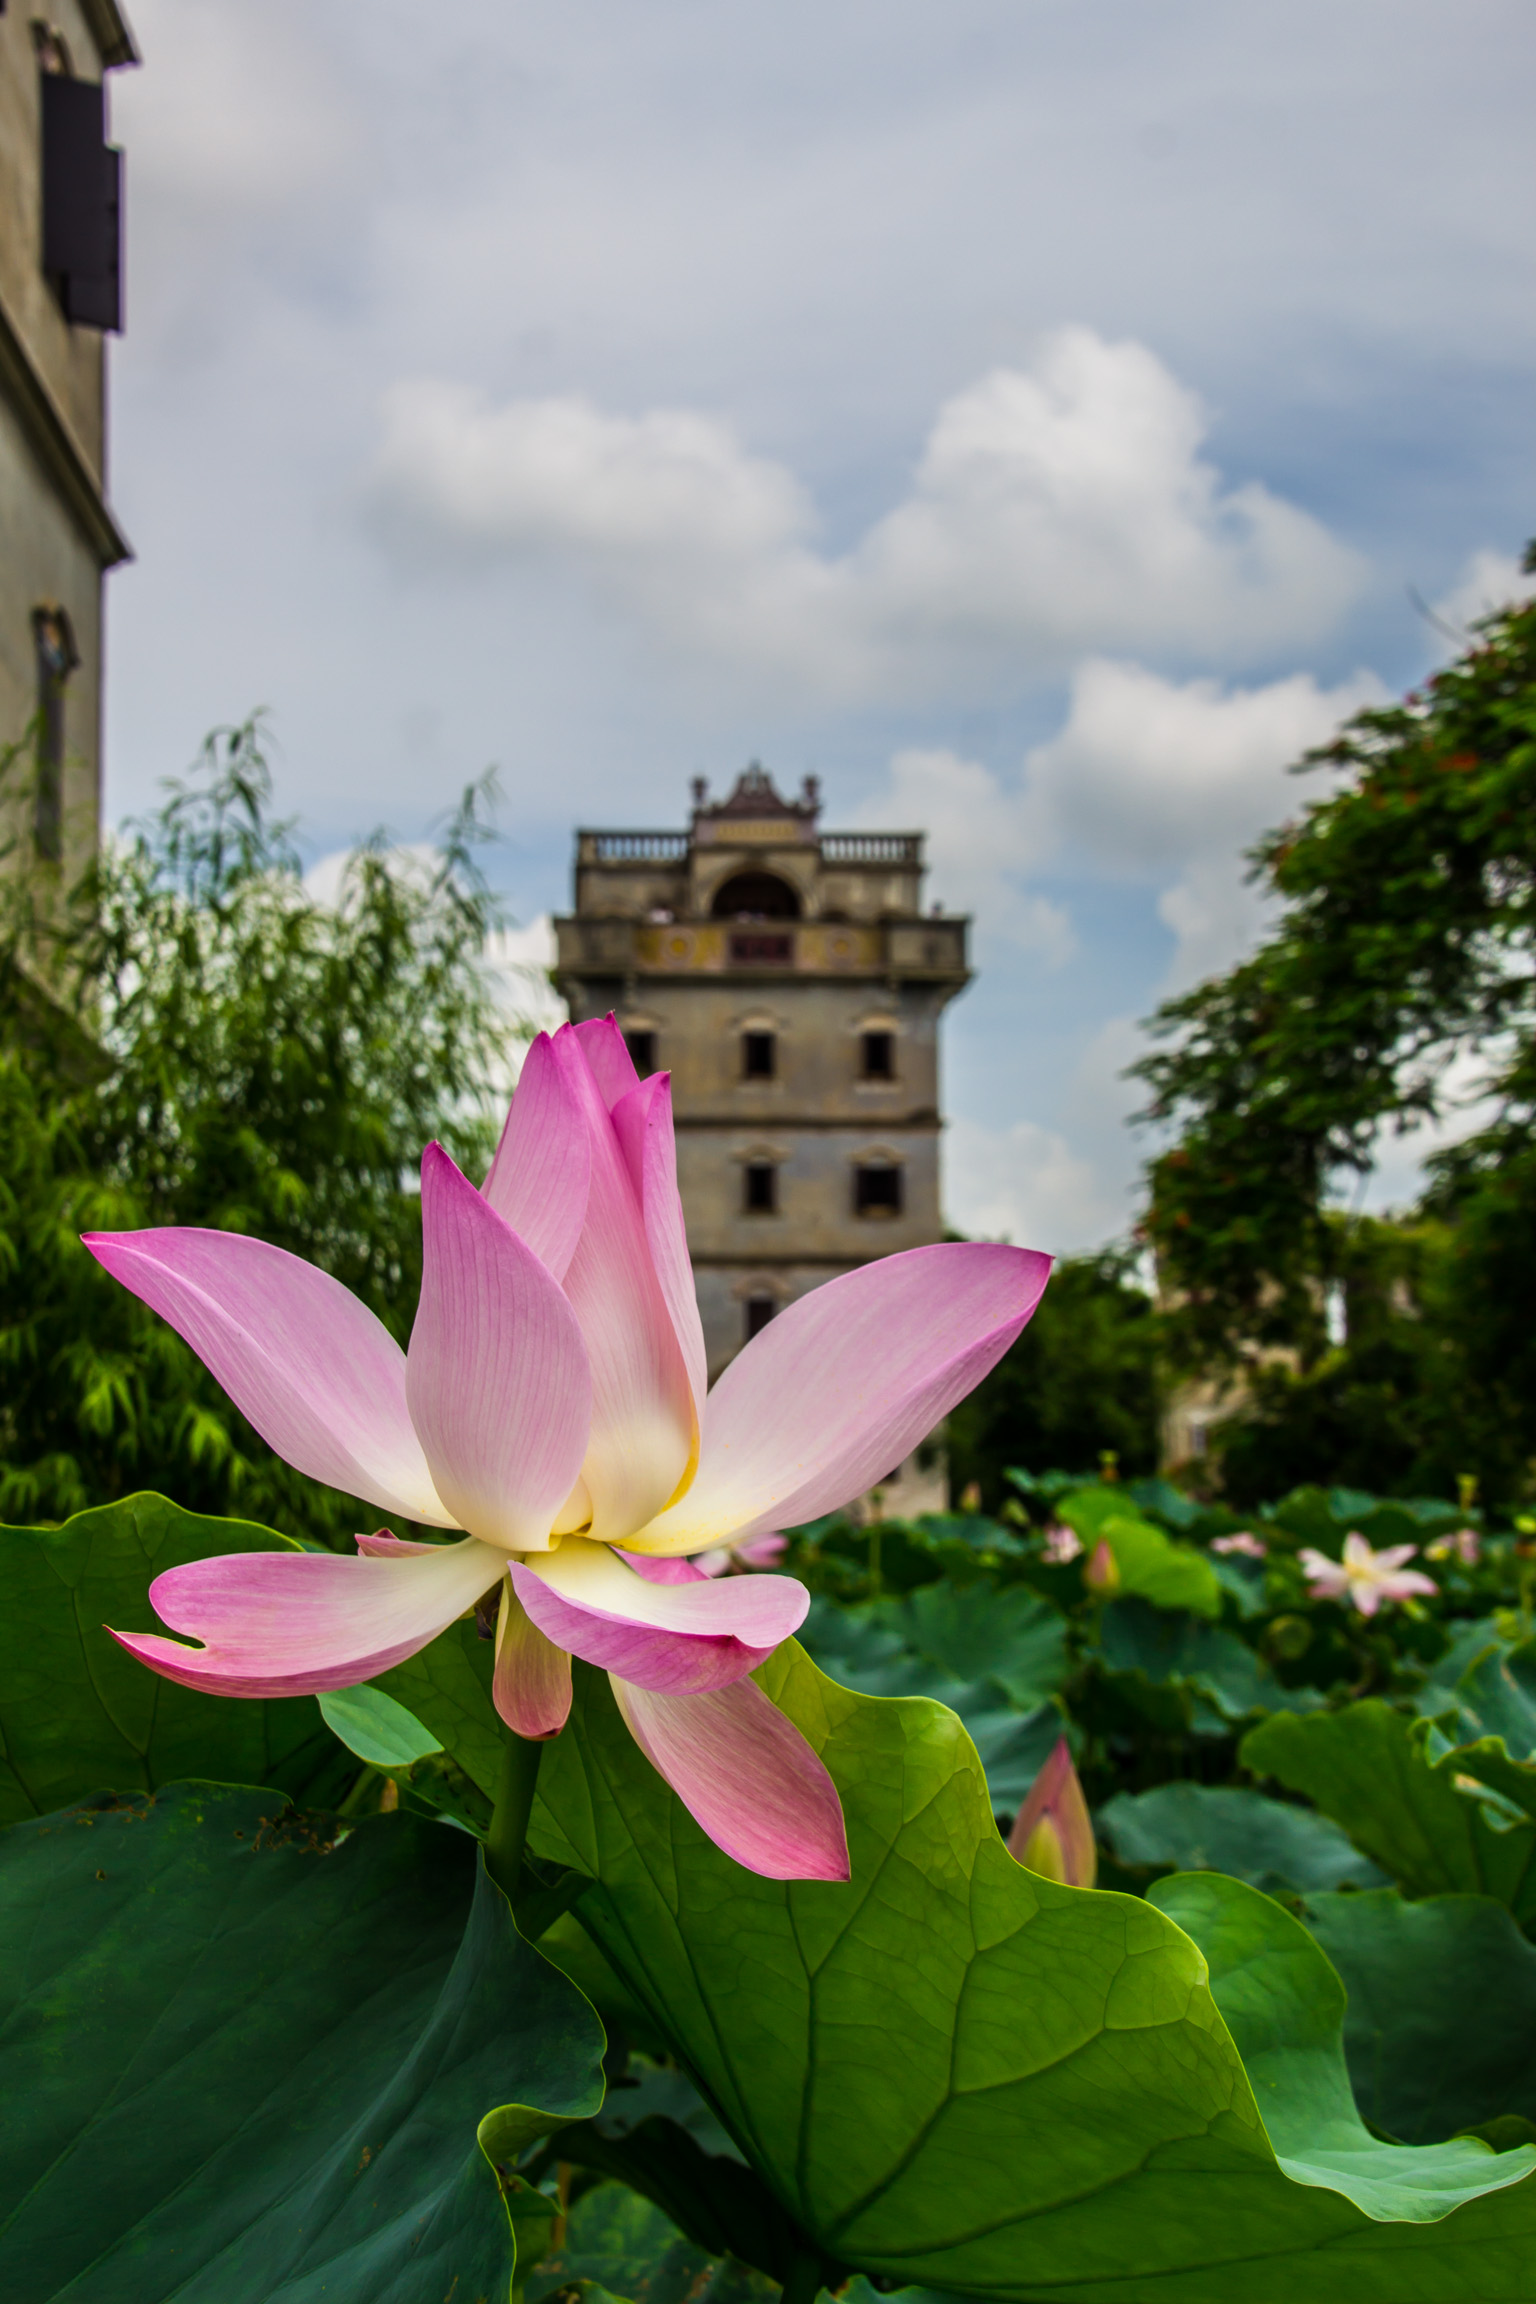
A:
0,387,102,884
0,4,109,472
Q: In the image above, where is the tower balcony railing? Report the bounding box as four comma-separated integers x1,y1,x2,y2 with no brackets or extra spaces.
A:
554,913,969,980
819,833,923,865
580,831,691,862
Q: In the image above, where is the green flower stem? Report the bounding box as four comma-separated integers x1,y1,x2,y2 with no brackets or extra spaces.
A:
777,2248,828,2304
485,1726,544,1899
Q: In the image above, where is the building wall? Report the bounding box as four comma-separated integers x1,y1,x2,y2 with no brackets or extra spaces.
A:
0,385,102,884
0,2,131,885
556,778,971,1387
0,4,110,463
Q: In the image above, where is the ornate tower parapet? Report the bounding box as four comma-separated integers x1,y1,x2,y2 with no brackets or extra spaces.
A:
554,765,972,1390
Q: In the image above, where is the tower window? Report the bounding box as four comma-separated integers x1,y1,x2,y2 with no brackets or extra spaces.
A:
742,1030,776,1079
744,1294,776,1342
31,605,77,863
743,1161,777,1214
861,1030,895,1080
854,1164,902,1217
40,73,123,332
624,1029,657,1076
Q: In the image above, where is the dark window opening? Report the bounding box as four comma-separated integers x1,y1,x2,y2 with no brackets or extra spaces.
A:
41,73,123,332
624,1029,657,1076
743,1161,777,1214
744,1294,777,1342
854,1164,903,1217
31,605,77,864
710,871,801,919
861,1030,895,1080
742,1030,775,1079
728,930,793,965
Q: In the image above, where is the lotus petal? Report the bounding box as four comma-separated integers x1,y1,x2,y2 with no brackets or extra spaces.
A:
512,1537,806,1694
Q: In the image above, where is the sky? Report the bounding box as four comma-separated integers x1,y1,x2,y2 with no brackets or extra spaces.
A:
102,0,1536,1254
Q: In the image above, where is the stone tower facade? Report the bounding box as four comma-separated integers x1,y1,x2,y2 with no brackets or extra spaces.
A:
553,766,972,1388
1,3,135,893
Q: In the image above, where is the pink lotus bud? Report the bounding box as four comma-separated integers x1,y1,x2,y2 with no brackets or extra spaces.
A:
1007,1737,1096,1889
1084,1537,1121,1595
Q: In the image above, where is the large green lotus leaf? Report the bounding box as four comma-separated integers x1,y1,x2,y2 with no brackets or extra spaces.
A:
1149,1873,1534,2219
1099,1783,1385,1894
1298,1887,1536,2143
1242,1701,1536,1919
0,1494,352,1822
1098,1598,1323,1722
0,1781,605,2301
528,1652,1536,2301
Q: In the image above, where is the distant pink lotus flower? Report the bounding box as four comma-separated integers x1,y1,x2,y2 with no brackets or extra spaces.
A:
1427,1527,1481,1566
85,1018,1049,1880
1212,1532,1268,1559
1007,1736,1096,1888
1298,1531,1438,1618
1041,1523,1083,1564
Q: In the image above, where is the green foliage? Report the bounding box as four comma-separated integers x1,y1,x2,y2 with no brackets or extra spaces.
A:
521,1655,1536,2297
1057,1487,1224,1616
0,1491,351,1821
1147,1871,1535,2221
0,719,528,1535
946,1249,1163,1504
1099,1783,1383,1894
1299,1887,1536,2144
0,1782,605,2300
1242,1702,1536,1918
1136,571,1536,1504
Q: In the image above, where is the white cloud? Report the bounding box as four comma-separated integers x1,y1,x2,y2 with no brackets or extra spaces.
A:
858,748,1075,958
367,327,1364,706
944,1115,1129,1255
1022,657,1382,877
1429,546,1535,641
857,659,1381,979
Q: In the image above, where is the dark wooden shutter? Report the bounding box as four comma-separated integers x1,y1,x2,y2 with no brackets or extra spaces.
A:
41,74,123,332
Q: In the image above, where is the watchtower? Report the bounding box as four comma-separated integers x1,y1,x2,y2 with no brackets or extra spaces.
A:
553,766,972,1387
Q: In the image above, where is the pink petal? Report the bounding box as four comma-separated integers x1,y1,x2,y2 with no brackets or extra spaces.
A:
355,1532,440,1557
1373,1544,1422,1573
611,1675,849,1880
82,1228,455,1526
548,1028,695,1543
493,1576,573,1739
611,1072,708,1423
627,1242,1051,1555
107,1539,503,1698
1006,1736,1096,1888
1352,1585,1383,1617
408,1145,592,1551
1383,1571,1439,1601
733,1533,789,1570
511,1537,807,1694
573,1015,641,1111
481,1033,592,1282
616,1550,711,1585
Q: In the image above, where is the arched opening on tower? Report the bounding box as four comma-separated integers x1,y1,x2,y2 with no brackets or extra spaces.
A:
709,871,801,920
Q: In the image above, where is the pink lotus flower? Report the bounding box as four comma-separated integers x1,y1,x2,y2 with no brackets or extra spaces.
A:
1297,1531,1438,1618
1006,1736,1096,1888
85,1018,1049,1880
1427,1526,1481,1566
1211,1531,1268,1559
1040,1523,1083,1564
